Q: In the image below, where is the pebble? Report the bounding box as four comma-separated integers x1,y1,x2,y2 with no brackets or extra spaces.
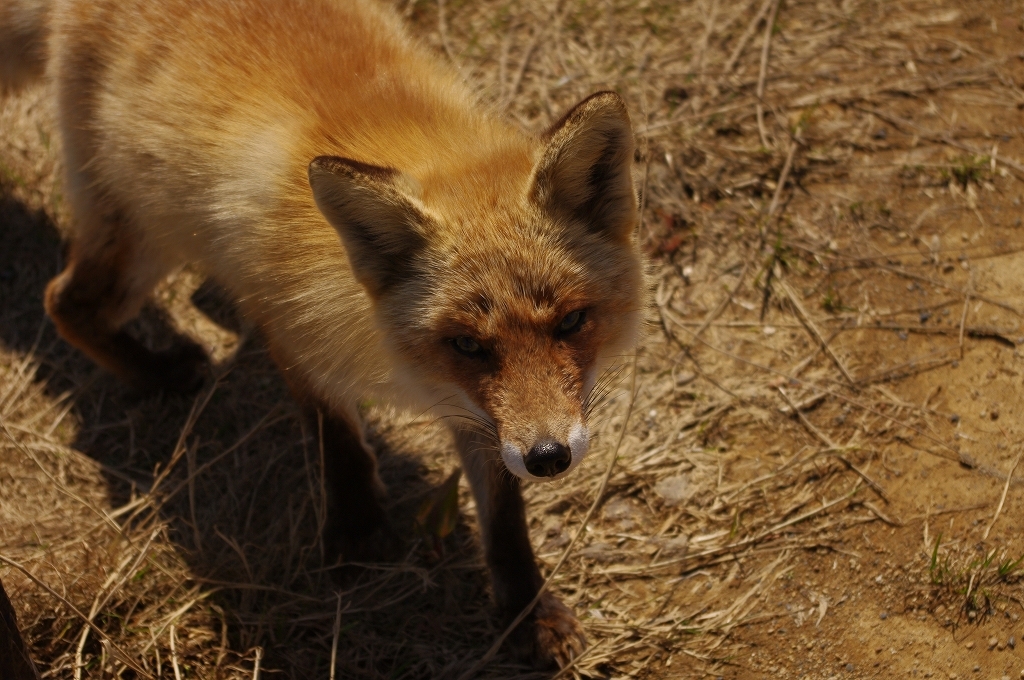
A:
966,641,975,650
1008,636,1016,649
845,663,855,672
880,612,888,620
675,371,696,386
989,637,999,650
653,474,691,505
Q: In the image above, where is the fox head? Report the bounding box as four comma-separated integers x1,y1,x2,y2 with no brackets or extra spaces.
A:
309,92,646,482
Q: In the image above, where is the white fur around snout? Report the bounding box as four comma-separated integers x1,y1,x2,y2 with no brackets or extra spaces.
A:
500,441,531,479
500,422,590,483
567,422,590,471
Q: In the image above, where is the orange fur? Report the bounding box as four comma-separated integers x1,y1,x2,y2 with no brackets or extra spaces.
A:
3,0,649,667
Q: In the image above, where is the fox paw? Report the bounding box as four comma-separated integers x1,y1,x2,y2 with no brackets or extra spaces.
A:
507,592,587,669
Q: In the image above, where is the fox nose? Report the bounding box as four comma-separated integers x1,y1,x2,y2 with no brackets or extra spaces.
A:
524,441,571,478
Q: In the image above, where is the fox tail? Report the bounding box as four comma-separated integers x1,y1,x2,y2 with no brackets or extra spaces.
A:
0,0,50,94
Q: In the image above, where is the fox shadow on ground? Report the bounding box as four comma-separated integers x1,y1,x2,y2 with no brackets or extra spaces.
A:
0,187,540,678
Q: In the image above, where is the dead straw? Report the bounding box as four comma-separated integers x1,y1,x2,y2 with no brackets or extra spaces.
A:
329,591,342,680
0,554,154,678
982,450,1022,541
755,0,781,147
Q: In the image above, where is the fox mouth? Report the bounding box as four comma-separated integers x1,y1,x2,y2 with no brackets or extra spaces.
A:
499,423,589,482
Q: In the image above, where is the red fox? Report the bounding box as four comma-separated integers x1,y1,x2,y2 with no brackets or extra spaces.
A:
1,0,647,667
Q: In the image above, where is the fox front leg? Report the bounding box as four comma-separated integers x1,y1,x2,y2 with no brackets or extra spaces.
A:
453,428,586,669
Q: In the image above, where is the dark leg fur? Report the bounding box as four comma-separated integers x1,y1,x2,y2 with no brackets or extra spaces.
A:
454,429,586,668
291,397,399,569
45,253,208,394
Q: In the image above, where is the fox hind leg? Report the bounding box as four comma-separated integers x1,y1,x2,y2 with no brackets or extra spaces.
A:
44,205,208,393
453,428,586,669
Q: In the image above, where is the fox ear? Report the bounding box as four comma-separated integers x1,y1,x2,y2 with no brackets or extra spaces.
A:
309,156,429,298
532,91,638,241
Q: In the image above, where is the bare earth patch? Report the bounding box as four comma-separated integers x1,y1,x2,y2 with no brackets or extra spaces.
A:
2,0,1024,678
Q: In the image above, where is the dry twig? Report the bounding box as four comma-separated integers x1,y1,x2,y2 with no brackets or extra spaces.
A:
777,278,855,385
982,450,1022,541
723,0,774,74
755,0,781,147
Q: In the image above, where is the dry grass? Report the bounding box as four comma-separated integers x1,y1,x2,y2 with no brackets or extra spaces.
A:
3,0,1024,677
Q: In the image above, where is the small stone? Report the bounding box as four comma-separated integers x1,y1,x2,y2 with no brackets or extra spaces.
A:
972,665,979,673
663,86,689,104
990,410,999,421
966,641,975,650
675,371,696,386
654,475,692,505
1008,636,1016,649
602,498,637,521
880,612,889,620
846,663,855,672
578,542,617,562
989,637,999,649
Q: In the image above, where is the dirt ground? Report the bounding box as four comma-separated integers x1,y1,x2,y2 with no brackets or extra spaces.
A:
2,0,1024,678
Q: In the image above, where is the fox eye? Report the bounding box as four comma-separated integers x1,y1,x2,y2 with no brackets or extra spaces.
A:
452,336,483,356
557,309,586,335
